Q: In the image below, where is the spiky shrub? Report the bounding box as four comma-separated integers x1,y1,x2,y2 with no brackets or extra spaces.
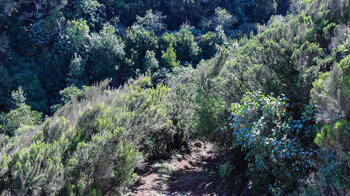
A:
56,77,174,193
307,54,350,195
311,54,350,124
0,76,179,195
315,120,350,151
0,125,66,195
161,44,180,69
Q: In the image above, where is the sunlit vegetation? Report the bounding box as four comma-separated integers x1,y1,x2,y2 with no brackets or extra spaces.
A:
1,0,350,195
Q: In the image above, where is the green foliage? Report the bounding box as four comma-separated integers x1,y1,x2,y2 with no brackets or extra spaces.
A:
86,24,125,82
50,85,89,112
23,76,48,112
199,32,218,59
308,51,350,195
0,139,65,195
301,119,350,195
0,104,42,136
34,51,67,110
54,19,90,55
112,0,159,25
0,77,185,194
311,54,350,124
315,120,350,150
159,28,201,63
161,44,180,69
173,28,201,63
125,25,158,75
196,87,225,141
2,0,350,195
65,126,141,195
73,0,107,29
11,86,26,108
219,162,235,179
152,162,174,176
227,92,315,195
66,19,90,46
3,52,48,112
143,50,159,75
200,7,237,32
0,0,294,116
161,0,220,29
67,53,88,86
199,29,228,59
136,9,167,34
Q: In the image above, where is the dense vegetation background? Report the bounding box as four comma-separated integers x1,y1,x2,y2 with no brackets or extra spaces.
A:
0,0,350,195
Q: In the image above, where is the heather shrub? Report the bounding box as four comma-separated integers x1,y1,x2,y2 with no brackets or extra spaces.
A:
0,76,182,195
304,52,350,196
311,54,350,124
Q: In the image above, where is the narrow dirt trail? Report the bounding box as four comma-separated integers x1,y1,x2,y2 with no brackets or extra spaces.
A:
130,143,223,196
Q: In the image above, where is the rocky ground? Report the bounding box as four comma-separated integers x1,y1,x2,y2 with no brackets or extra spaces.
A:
130,142,224,196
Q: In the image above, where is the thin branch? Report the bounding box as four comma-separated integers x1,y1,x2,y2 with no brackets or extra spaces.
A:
9,15,36,23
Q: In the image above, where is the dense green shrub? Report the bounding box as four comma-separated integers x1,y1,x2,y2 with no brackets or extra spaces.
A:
306,50,350,195
143,50,159,75
311,54,350,124
0,76,188,194
227,92,315,195
3,0,350,195
73,0,107,29
28,19,56,45
161,44,180,69
53,19,90,55
0,136,66,195
173,28,201,63
0,87,42,136
125,25,159,76
315,120,350,150
199,29,228,59
86,24,125,83
199,7,237,32
67,53,88,86
299,119,350,195
0,104,42,136
135,9,167,34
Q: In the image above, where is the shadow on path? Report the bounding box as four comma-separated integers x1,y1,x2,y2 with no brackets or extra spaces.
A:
131,142,223,196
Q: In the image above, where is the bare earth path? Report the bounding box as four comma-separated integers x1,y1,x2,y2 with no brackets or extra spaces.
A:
130,142,223,196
